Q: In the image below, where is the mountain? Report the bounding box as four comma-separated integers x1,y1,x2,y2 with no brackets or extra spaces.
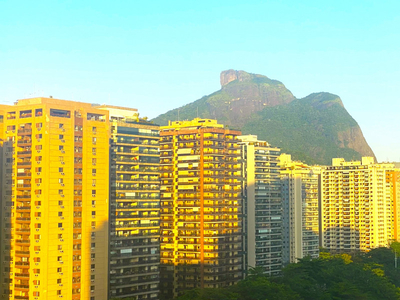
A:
153,70,375,165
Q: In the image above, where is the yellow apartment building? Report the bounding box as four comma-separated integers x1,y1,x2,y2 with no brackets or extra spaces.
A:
238,135,282,275
95,105,160,299
159,119,243,299
321,157,399,251
0,98,109,300
280,154,320,264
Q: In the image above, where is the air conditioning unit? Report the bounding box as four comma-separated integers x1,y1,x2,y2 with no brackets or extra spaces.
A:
91,258,95,262
37,139,41,142
60,239,64,242
92,173,96,176
61,173,65,175
61,162,65,165
37,150,41,154
60,216,64,220
60,250,64,253
35,239,39,243
36,229,39,232
61,183,64,187
60,195,64,198
92,184,96,187
59,272,63,275
61,140,65,143
37,172,41,175
92,194,95,197
36,184,40,187
61,150,65,154
59,283,63,286
37,161,40,164
35,274,39,277
60,228,64,231
60,205,64,208
35,262,39,266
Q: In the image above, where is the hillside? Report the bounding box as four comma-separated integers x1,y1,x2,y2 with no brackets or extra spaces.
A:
153,70,375,165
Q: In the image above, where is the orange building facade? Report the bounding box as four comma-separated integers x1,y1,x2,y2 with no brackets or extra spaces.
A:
159,119,243,299
0,98,109,300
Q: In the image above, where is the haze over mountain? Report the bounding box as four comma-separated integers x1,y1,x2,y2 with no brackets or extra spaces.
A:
153,70,375,165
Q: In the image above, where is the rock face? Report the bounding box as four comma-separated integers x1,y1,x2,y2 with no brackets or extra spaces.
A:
153,70,376,165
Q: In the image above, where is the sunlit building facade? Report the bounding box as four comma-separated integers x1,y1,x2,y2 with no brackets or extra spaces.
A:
95,106,160,299
159,118,243,299
280,154,320,265
0,98,109,300
321,157,398,251
238,135,282,275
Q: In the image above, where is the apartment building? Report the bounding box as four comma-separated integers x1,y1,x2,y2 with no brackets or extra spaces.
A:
159,118,243,299
95,106,160,299
0,98,109,300
321,157,399,251
280,154,319,265
238,135,282,275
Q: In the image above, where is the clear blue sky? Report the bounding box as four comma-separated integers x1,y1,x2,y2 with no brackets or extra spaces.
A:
1,0,399,162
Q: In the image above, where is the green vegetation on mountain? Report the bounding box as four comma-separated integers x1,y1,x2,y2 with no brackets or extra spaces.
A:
174,249,400,300
153,70,375,165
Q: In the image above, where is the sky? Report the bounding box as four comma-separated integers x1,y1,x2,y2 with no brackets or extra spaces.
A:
0,0,399,162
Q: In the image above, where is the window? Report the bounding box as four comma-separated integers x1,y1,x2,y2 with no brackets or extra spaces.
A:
58,223,62,228
59,200,63,206
35,108,42,117
57,256,62,262
59,134,64,140
58,190,63,195
59,145,64,151
59,167,63,173
59,123,64,129
57,267,62,272
58,212,63,217
50,109,71,118
59,178,63,184
57,279,62,284
58,234,63,239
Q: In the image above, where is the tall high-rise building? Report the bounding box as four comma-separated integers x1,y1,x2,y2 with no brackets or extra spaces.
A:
159,118,243,299
280,154,320,265
95,106,160,299
0,98,109,300
238,135,282,275
386,170,400,242
321,157,399,251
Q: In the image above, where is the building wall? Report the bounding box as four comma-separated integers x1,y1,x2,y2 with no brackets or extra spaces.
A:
159,119,243,299
280,157,319,265
239,135,282,275
103,110,160,299
0,98,109,300
321,157,397,251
